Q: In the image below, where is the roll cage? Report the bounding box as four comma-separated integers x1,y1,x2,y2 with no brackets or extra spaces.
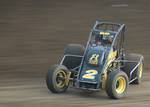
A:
90,20,125,52
79,21,125,70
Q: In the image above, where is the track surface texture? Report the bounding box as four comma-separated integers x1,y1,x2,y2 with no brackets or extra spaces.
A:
0,0,150,107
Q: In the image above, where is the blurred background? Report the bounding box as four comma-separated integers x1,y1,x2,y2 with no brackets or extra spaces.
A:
0,0,150,107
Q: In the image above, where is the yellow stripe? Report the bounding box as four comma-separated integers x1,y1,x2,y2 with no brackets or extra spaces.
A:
101,49,117,89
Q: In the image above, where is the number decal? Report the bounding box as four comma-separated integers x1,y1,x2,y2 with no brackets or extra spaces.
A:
82,70,98,79
89,54,99,65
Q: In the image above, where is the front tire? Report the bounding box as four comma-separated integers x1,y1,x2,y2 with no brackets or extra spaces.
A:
106,71,129,99
46,65,70,93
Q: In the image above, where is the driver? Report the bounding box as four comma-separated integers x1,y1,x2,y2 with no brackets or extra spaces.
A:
103,35,114,44
95,32,114,45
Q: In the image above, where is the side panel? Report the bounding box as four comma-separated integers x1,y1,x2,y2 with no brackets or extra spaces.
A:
61,55,83,69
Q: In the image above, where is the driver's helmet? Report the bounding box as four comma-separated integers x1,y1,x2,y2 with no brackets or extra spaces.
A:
95,32,114,45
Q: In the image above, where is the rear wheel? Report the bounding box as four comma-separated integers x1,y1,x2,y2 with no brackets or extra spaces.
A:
62,44,85,69
132,62,143,84
123,53,144,84
106,71,129,99
46,65,70,93
64,44,85,56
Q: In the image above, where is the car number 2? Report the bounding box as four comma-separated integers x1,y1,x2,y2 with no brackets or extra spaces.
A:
82,70,98,79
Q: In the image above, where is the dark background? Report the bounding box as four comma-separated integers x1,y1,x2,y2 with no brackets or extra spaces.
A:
0,0,150,106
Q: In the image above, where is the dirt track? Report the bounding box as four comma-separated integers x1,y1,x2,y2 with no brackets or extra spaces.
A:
0,0,150,107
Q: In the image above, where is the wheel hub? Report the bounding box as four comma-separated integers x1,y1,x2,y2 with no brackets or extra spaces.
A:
115,76,126,94
56,70,67,88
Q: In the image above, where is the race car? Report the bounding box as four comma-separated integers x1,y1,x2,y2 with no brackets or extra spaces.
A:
46,20,144,99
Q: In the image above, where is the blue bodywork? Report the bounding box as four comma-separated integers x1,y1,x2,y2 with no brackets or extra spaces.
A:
76,21,123,90
78,45,109,88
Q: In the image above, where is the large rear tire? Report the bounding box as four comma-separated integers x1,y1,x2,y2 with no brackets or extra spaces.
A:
106,71,129,99
132,62,143,84
46,65,69,93
123,53,144,84
64,44,85,56
62,44,85,69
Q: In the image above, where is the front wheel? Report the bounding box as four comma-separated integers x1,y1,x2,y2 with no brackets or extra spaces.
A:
106,71,129,99
46,65,70,93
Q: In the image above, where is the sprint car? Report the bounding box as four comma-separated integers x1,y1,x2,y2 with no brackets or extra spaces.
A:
46,20,144,99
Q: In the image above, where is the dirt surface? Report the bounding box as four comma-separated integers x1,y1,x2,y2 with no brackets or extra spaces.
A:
0,0,150,107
